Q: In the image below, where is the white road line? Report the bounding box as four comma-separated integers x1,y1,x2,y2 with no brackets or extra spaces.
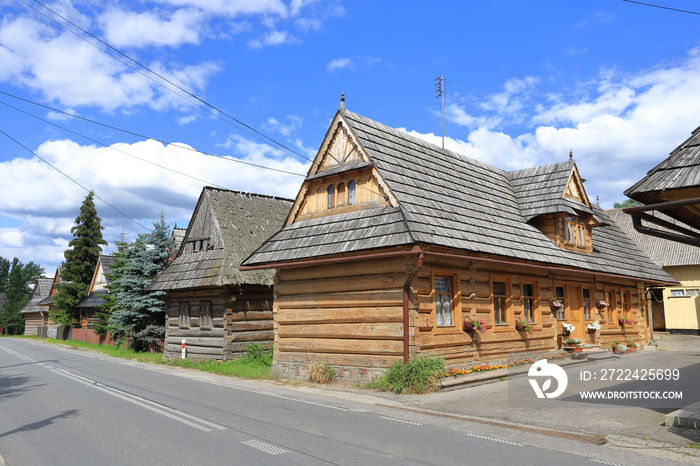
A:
462,431,524,446
241,439,288,455
380,415,422,426
50,367,227,432
589,459,627,466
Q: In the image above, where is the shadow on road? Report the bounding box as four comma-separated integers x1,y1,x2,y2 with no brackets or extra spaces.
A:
0,410,80,439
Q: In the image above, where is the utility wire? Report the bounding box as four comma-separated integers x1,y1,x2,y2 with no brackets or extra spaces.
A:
0,91,306,178
0,90,388,200
622,0,700,15
10,2,389,204
0,128,149,231
22,0,316,167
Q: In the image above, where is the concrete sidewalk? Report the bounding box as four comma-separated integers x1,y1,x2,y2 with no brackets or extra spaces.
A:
390,333,700,462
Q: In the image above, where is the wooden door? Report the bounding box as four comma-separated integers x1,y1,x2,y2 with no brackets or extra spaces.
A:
567,285,583,339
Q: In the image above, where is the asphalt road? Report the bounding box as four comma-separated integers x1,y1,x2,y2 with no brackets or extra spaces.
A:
0,338,686,465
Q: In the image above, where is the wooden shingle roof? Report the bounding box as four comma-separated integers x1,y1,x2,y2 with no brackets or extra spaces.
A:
606,209,700,267
19,277,54,314
244,109,674,284
625,125,700,230
148,187,293,291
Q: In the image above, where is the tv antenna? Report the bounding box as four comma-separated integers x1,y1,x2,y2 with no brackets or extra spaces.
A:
435,75,445,149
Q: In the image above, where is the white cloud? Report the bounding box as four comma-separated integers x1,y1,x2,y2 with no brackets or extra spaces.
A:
249,29,299,49
264,115,303,136
327,58,353,72
157,0,289,18
426,47,700,208
0,137,308,273
99,8,205,48
0,15,220,112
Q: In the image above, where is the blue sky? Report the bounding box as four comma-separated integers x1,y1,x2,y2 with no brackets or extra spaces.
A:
1,0,700,274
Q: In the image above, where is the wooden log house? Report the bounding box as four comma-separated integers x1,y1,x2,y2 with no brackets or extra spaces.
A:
147,187,293,359
20,276,54,336
74,255,114,329
242,106,676,382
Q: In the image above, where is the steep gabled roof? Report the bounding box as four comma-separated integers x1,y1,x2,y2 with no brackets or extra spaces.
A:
76,255,116,309
508,160,600,222
19,277,54,314
625,125,700,231
606,209,700,268
244,108,673,284
148,187,293,291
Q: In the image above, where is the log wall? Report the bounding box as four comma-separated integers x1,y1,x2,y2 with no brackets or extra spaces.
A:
163,284,274,360
272,249,650,382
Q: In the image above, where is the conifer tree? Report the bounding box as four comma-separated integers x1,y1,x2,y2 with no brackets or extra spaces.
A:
52,191,107,326
106,214,173,350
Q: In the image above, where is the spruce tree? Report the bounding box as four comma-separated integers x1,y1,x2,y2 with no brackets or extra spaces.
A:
107,214,173,351
53,191,107,326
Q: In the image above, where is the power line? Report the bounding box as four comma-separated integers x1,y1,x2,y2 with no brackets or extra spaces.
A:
1,89,388,201
0,90,307,178
21,0,316,166
0,129,149,231
622,0,700,15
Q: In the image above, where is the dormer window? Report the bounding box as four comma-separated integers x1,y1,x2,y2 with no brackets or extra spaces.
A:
564,216,587,248
560,214,593,253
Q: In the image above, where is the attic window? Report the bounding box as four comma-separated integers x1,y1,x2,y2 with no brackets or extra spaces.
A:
564,216,586,248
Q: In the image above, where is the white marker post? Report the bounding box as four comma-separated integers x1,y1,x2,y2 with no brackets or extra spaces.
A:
181,339,187,359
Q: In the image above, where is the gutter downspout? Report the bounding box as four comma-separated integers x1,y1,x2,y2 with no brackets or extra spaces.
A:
402,246,424,363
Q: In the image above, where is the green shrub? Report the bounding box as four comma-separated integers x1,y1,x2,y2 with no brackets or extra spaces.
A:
242,343,273,366
308,362,337,384
374,357,445,394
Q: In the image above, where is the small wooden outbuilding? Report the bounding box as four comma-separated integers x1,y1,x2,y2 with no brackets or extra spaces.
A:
20,276,55,336
242,107,675,382
147,187,293,359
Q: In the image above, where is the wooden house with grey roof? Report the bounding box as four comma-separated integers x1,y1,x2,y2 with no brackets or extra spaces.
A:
147,187,293,359
608,209,700,335
242,106,675,382
20,276,55,336
624,125,700,246
75,255,114,329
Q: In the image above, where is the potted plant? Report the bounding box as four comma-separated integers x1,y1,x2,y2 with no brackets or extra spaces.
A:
563,338,583,352
626,340,639,352
562,322,575,336
549,299,562,313
612,342,628,354
618,318,635,326
463,317,487,334
596,300,608,310
586,321,601,333
515,320,534,334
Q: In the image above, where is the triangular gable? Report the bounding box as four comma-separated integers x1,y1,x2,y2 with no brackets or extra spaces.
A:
86,256,114,294
308,114,369,177
562,164,591,208
180,188,224,254
286,111,397,225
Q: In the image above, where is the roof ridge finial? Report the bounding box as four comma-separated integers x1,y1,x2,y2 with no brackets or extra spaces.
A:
339,92,345,110
569,149,574,162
